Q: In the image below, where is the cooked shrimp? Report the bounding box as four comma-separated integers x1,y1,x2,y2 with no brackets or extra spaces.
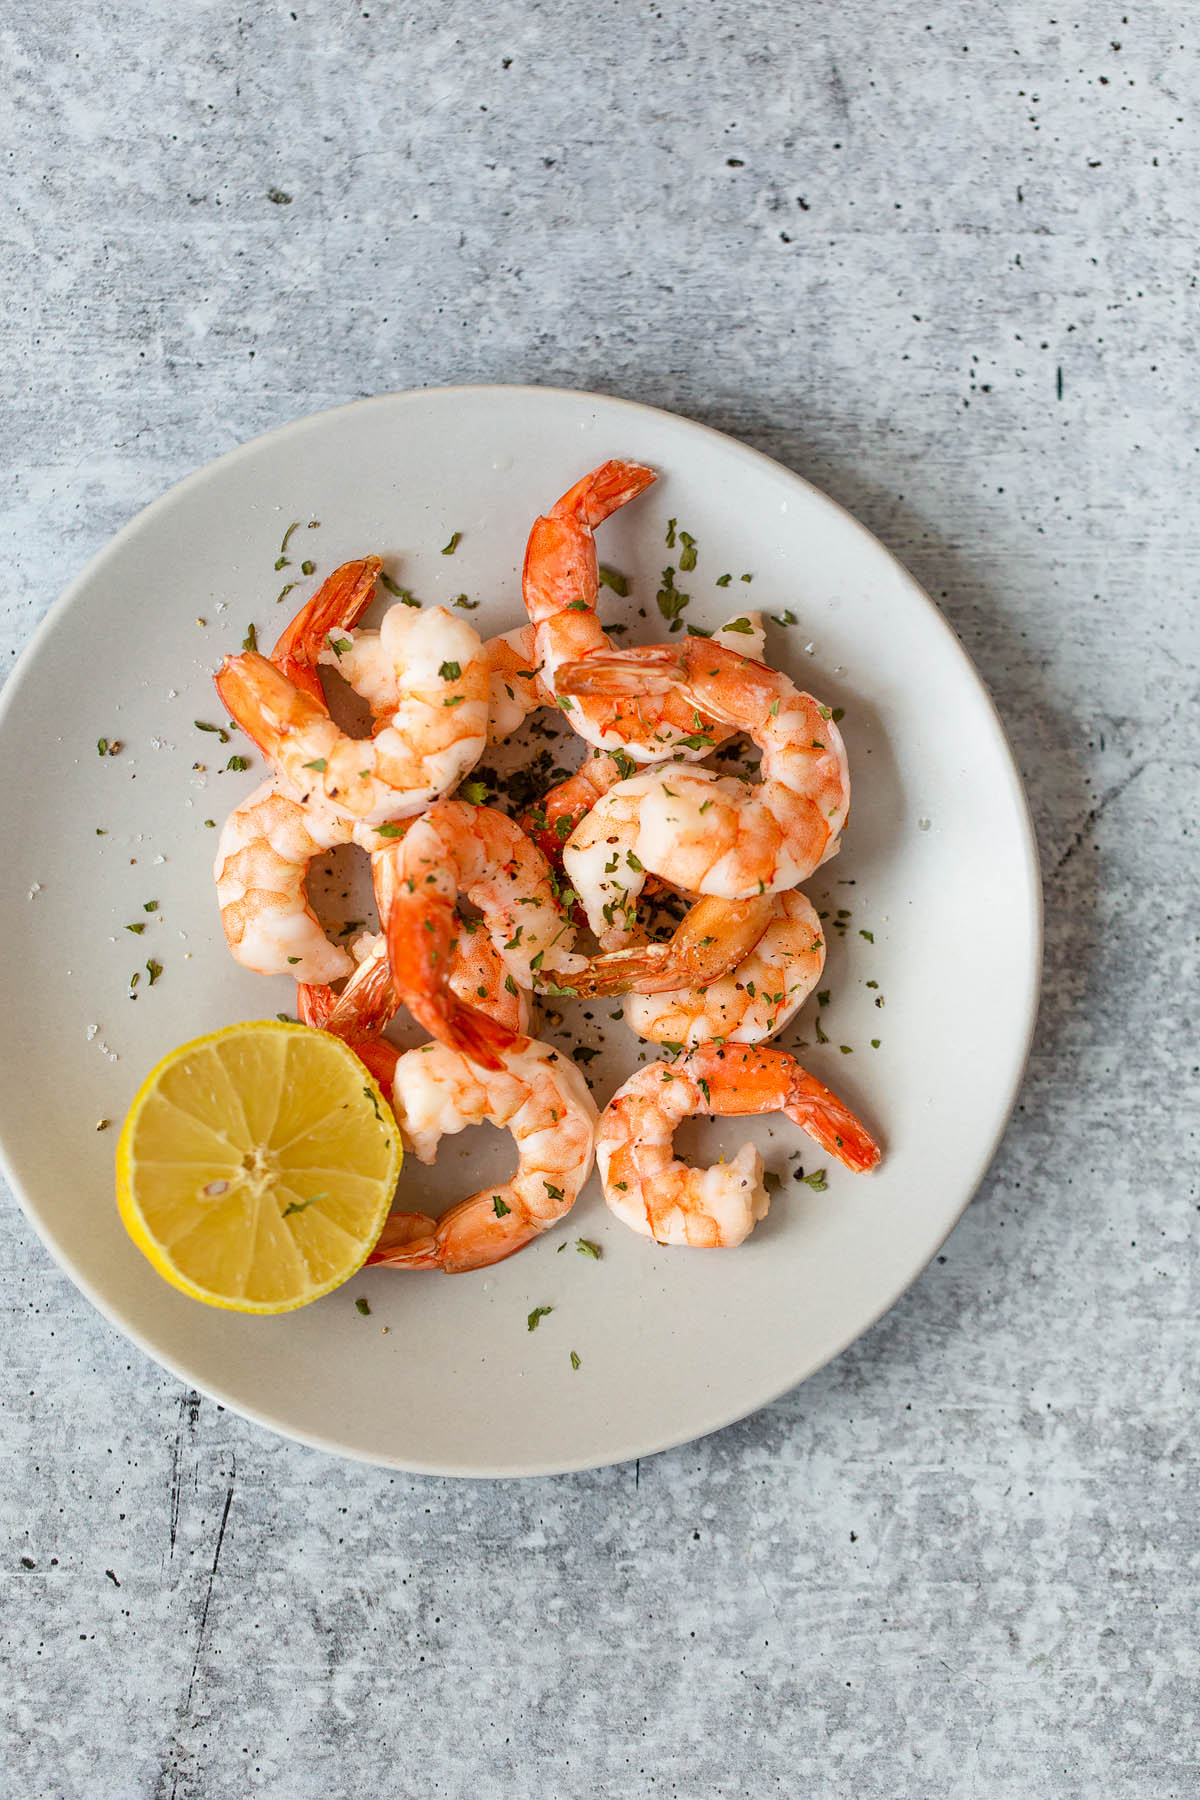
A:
596,1043,880,1248
521,612,768,871
213,560,393,980
559,638,850,899
363,1038,598,1272
623,890,826,1046
525,460,764,761
375,800,583,1070
215,603,489,827
213,780,369,983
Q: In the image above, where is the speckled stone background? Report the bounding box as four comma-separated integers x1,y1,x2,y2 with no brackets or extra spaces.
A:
2,2,1198,1795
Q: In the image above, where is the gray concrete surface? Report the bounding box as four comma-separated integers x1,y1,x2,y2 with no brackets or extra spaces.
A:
2,2,1198,1795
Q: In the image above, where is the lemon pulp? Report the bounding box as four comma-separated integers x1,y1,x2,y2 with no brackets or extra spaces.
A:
116,1020,401,1314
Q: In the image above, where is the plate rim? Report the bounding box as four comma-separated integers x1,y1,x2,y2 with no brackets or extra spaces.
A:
0,383,1043,1477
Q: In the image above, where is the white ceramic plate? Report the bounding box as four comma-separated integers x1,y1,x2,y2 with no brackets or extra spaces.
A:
0,387,1040,1476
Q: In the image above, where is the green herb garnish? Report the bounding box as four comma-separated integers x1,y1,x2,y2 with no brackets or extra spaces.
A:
441,531,462,555
527,1306,553,1332
282,1193,327,1217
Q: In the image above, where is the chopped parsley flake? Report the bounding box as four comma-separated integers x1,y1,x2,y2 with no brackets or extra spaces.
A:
355,1296,371,1316
527,1305,553,1332
195,720,230,742
598,566,629,596
225,754,250,772
441,531,462,555
722,617,754,635
146,960,163,986
282,1193,326,1217
656,566,690,629
242,623,258,652
493,1195,511,1217
800,1169,829,1191
860,929,875,943
715,573,732,587
438,660,462,681
570,1351,581,1370
575,1239,602,1259
380,573,419,605
301,559,315,576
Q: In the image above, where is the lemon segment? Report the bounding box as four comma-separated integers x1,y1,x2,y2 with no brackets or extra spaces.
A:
116,1020,401,1313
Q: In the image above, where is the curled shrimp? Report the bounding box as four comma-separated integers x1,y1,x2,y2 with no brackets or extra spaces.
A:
216,602,489,827
364,1039,598,1273
302,961,594,1275
622,890,826,1046
596,1043,880,1248
560,638,850,903
375,800,583,1071
213,559,386,982
520,612,768,874
214,779,370,983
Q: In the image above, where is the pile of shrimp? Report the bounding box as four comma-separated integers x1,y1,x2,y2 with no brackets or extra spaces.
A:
211,463,881,1272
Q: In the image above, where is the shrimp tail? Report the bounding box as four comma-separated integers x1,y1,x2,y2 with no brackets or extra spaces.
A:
296,981,334,1028
570,942,679,998
325,950,397,1035
215,652,325,756
573,894,777,996
367,1200,541,1273
784,1069,882,1173
550,460,657,529
270,557,381,704
297,977,401,1090
385,888,521,1072
556,644,687,697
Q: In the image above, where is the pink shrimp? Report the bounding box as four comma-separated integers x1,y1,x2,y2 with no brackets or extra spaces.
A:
597,1043,880,1248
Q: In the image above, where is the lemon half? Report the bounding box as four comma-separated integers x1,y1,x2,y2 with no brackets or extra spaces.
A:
116,1020,401,1313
